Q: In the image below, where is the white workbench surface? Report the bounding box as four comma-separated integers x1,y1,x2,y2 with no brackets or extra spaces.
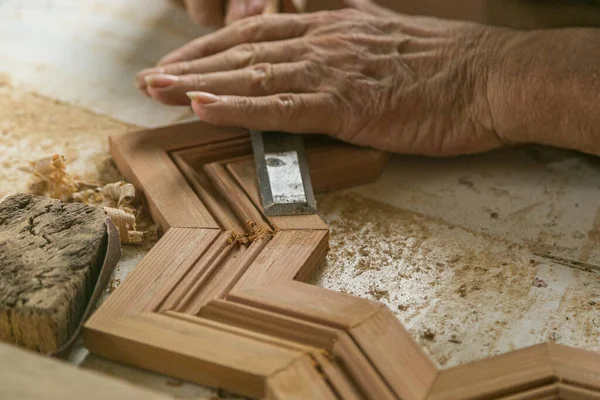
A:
0,1,598,398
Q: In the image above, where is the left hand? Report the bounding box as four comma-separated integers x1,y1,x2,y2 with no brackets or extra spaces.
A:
137,2,511,156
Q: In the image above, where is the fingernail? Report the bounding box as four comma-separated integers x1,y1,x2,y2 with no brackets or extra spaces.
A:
138,67,164,78
145,74,179,88
187,91,220,104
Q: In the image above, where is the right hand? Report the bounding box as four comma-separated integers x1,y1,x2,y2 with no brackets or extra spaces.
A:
172,0,302,27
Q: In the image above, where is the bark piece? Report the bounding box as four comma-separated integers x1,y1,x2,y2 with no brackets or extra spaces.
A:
0,193,107,353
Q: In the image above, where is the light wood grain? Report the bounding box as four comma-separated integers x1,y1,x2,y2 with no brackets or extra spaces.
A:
429,344,555,400
350,307,437,400
162,237,271,314
333,334,397,400
266,355,338,400
497,384,559,400
110,137,217,230
174,137,252,170
231,230,328,291
172,153,247,233
548,342,600,390
199,299,341,350
230,281,383,330
204,162,272,233
85,228,219,326
313,352,364,400
0,342,170,400
85,312,303,399
558,383,600,400
111,120,247,152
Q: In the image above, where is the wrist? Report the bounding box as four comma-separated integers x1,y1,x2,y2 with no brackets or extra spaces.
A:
484,29,535,146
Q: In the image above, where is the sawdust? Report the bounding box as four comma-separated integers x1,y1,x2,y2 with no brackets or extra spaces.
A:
312,191,554,368
0,81,136,201
0,81,150,245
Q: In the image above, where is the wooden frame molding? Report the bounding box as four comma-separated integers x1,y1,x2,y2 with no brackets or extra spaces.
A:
84,121,600,400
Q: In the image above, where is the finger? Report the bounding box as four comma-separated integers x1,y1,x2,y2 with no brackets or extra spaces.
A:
225,0,248,25
145,61,321,105
247,0,268,17
187,92,342,134
281,0,304,13
341,0,390,17
184,0,224,26
157,13,307,65
137,38,307,90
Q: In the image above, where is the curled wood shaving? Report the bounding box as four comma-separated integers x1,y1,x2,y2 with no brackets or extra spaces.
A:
102,181,135,208
26,154,78,201
25,154,145,245
103,207,144,244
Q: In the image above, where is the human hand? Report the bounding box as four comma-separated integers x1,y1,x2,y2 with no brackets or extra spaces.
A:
140,1,512,156
171,0,302,27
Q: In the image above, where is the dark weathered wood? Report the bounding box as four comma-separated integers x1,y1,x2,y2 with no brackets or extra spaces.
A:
0,194,107,353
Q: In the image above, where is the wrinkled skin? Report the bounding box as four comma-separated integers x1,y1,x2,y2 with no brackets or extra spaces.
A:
139,1,511,156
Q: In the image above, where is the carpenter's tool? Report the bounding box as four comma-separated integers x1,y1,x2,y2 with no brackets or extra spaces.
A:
251,131,317,216
251,0,316,217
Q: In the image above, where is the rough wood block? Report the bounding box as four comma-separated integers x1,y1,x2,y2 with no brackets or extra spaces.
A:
0,194,107,353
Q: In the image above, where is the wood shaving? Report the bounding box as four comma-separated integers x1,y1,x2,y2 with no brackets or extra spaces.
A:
25,154,144,245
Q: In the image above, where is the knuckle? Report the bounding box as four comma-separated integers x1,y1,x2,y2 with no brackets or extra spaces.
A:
235,15,267,39
191,75,207,90
173,60,193,75
274,94,297,116
234,43,259,66
249,63,274,93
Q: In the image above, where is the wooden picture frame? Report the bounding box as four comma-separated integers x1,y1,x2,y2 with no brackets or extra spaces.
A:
83,121,600,400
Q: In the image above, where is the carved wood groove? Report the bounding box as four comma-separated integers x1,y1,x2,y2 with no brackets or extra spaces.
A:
85,121,600,400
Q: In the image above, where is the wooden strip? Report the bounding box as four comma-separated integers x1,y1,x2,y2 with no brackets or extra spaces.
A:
158,233,234,312
305,143,389,193
109,137,217,230
180,238,271,314
173,137,252,169
231,230,328,290
165,312,313,353
84,312,303,399
172,153,246,233
227,159,328,231
350,307,437,400
204,162,272,234
333,334,397,400
229,281,382,330
429,344,555,400
266,355,338,400
313,353,364,400
199,299,341,350
111,120,247,152
497,384,559,400
548,342,600,391
558,383,600,400
85,228,220,326
1,342,171,400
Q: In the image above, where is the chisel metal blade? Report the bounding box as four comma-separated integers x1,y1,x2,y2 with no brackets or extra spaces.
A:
250,130,317,217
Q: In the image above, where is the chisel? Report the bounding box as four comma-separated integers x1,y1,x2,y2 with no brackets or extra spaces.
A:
251,0,317,217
